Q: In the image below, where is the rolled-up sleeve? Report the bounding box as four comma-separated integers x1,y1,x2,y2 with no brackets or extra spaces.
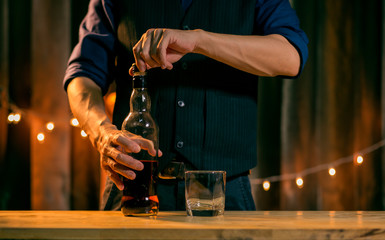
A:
255,0,309,77
63,0,117,95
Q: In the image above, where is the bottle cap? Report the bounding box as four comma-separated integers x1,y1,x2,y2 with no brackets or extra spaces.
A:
132,63,147,88
131,63,147,76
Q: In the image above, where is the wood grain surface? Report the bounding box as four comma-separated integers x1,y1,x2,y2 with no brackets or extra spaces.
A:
0,211,384,239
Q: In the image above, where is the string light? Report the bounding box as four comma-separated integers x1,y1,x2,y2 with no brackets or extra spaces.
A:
356,155,363,165
7,112,21,124
13,113,21,123
7,113,15,123
71,118,79,127
263,181,271,191
249,139,385,189
37,133,45,142
296,177,304,188
5,102,385,191
46,122,55,131
80,130,87,138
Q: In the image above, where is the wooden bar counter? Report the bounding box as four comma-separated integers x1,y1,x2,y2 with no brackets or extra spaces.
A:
1,211,385,239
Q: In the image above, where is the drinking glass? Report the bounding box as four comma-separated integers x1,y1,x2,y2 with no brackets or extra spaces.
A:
185,170,226,216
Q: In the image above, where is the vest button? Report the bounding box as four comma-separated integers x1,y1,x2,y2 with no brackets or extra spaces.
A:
177,100,185,107
181,62,188,70
176,141,184,149
183,25,190,30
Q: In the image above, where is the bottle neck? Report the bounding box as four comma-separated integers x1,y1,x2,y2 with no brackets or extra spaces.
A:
133,74,147,88
130,88,151,112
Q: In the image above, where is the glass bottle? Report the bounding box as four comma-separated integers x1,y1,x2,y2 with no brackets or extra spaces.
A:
121,63,159,216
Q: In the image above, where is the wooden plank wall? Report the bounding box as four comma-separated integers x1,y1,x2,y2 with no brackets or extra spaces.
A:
30,0,71,209
279,0,383,210
0,0,101,211
0,0,32,210
0,0,9,168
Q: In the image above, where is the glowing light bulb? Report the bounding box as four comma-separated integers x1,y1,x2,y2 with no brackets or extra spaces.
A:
37,133,45,142
80,130,87,137
296,177,304,188
71,118,79,127
46,122,55,131
7,113,15,123
328,168,336,176
263,181,270,191
13,113,21,123
356,155,363,165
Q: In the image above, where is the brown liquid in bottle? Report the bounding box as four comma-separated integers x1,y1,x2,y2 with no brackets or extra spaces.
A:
121,158,158,216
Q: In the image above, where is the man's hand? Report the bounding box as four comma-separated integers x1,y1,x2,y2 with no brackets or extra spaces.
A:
133,28,300,77
97,124,162,190
132,28,201,72
67,77,163,191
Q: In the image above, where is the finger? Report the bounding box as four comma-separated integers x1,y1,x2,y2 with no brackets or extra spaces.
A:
157,149,163,157
132,138,164,157
114,147,144,170
129,66,134,76
157,31,174,70
140,29,161,69
145,63,152,70
102,163,125,190
109,172,124,190
103,143,143,170
104,157,137,180
114,134,155,155
131,137,158,156
133,36,147,72
129,63,152,75
150,29,167,69
113,134,141,153
117,136,163,158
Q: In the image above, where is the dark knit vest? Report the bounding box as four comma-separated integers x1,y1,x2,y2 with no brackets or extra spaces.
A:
113,0,258,177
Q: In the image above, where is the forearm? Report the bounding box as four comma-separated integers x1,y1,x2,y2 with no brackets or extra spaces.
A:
66,77,116,147
193,30,300,77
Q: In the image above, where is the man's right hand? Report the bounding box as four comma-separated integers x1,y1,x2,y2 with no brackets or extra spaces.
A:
96,123,162,190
